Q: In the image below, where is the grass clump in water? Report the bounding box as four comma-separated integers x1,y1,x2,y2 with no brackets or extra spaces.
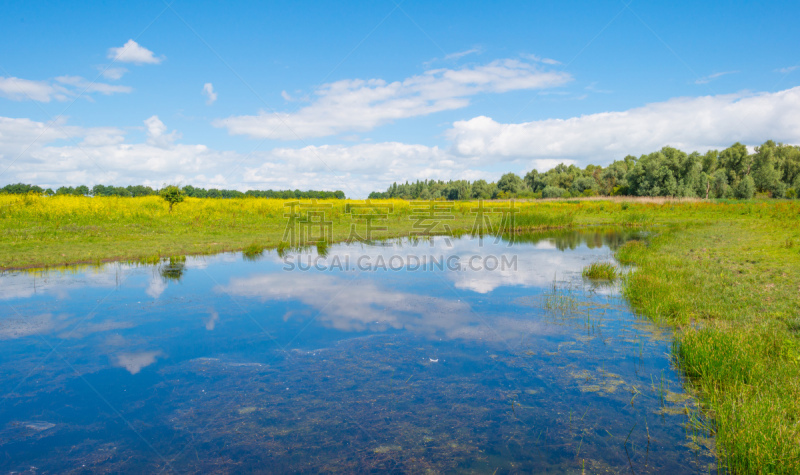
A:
582,262,617,280
242,241,265,260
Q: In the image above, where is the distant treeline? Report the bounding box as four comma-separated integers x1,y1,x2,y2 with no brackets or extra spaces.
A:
0,183,346,200
369,140,800,200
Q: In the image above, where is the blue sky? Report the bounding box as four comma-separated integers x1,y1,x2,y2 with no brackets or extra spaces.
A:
1,0,799,196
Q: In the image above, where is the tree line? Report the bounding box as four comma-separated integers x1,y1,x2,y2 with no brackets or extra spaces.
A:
369,141,800,200
0,183,346,200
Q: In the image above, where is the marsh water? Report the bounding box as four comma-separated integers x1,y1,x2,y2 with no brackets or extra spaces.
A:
0,230,716,473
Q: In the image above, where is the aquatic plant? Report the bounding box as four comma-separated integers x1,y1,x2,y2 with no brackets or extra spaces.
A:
242,241,265,260
582,262,617,280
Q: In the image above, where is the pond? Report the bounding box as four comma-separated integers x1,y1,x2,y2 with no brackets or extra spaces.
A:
0,230,716,473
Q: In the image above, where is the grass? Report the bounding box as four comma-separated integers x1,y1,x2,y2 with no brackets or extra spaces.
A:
582,262,617,280
617,218,800,473
0,194,684,270
2,193,800,471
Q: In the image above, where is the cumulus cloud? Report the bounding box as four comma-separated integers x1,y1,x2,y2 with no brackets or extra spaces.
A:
0,115,237,191
144,115,180,148
107,39,164,64
214,59,571,140
0,114,487,198
447,86,800,164
202,83,217,105
4,86,800,197
0,75,130,102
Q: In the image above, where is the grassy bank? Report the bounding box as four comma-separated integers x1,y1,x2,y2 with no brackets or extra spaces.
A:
0,194,687,269
617,213,800,472
2,194,800,471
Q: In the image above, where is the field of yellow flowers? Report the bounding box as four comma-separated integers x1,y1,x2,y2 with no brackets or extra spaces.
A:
1,193,797,269
0,194,579,269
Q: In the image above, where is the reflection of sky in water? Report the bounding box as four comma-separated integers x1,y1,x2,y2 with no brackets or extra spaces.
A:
0,230,715,473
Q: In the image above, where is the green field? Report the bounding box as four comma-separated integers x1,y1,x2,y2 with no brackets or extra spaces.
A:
2,193,800,471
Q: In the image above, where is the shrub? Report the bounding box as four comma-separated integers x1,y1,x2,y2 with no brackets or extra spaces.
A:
159,185,186,212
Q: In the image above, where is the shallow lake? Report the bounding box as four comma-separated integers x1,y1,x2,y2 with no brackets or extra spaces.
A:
0,230,716,473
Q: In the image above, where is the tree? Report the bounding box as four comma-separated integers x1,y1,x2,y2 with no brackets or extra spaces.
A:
711,170,730,198
542,186,567,198
719,142,751,180
735,175,755,199
159,185,185,212
497,173,526,195
471,180,492,199
570,176,597,195
523,170,539,191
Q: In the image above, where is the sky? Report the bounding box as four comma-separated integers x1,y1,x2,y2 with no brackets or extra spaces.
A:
1,0,799,198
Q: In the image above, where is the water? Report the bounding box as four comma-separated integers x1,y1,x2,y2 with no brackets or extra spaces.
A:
0,230,716,473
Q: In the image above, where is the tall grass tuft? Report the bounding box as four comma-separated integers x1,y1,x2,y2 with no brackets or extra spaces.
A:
242,241,265,260
582,262,617,280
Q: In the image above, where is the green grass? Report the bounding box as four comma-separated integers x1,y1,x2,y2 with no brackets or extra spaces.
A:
0,195,683,270
241,241,266,260
617,220,800,473
581,262,617,280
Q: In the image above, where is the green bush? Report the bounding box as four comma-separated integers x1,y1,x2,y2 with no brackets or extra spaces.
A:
159,185,186,212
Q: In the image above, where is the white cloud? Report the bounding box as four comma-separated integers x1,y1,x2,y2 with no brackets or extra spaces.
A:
55,76,132,95
694,71,739,85
776,65,799,74
4,86,800,197
0,114,488,198
144,115,181,148
101,67,128,80
202,83,217,105
107,39,164,64
521,53,561,65
0,75,130,102
447,86,800,164
0,76,67,102
214,59,571,140
444,47,482,61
